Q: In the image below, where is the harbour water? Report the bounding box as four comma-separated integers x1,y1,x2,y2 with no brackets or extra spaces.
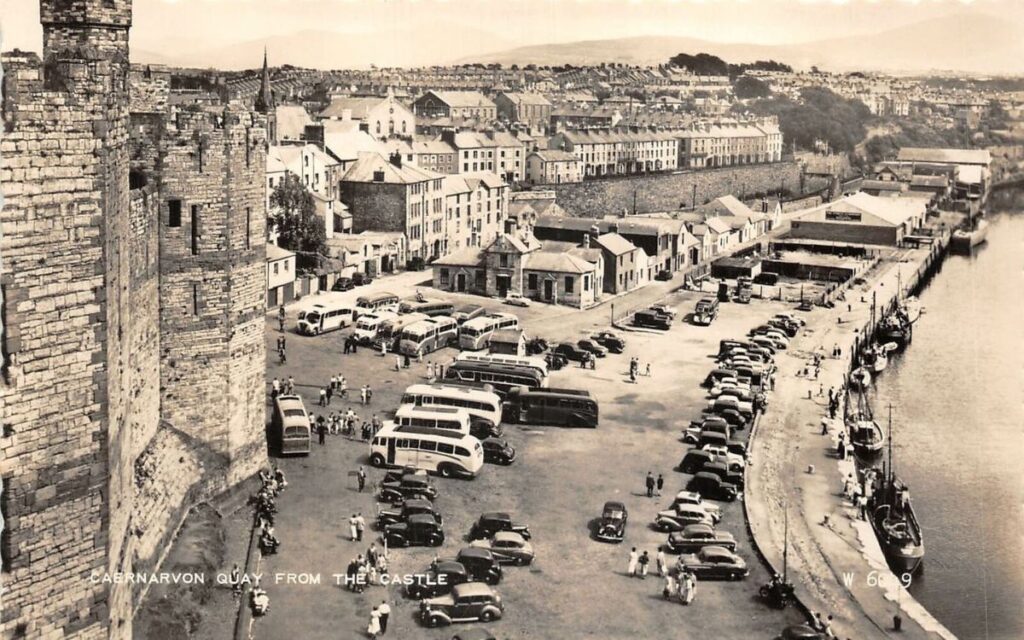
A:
871,190,1024,640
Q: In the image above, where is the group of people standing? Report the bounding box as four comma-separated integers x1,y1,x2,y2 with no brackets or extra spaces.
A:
626,547,697,605
628,357,651,383
344,544,389,594
644,471,665,498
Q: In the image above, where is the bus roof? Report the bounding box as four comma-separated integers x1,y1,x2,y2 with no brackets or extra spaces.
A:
404,383,501,401
448,360,544,377
462,313,517,330
395,405,469,418
356,292,398,304
511,387,592,398
376,422,479,442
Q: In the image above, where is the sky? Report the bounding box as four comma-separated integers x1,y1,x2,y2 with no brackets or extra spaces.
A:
2,0,1022,67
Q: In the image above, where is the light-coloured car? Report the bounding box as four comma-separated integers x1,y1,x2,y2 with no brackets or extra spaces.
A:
469,532,535,565
504,293,530,307
668,491,721,522
701,444,745,470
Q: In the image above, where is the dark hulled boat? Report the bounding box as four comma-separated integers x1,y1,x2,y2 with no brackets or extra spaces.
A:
845,386,885,457
868,407,925,575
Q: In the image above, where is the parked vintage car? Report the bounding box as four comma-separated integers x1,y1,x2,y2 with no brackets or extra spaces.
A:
701,460,744,489
405,561,470,599
775,625,826,640
577,339,608,358
701,444,745,470
377,498,443,529
655,269,672,281
676,546,749,580
653,504,715,532
552,342,590,362
667,491,721,521
649,303,677,318
451,629,499,640
469,532,535,566
687,471,739,502
469,512,531,541
352,272,372,286
435,549,503,585
590,331,626,353
666,523,737,554
504,293,530,307
595,501,628,542
481,438,516,465
379,474,438,503
679,449,715,475
332,277,355,291
384,513,445,547
421,582,504,627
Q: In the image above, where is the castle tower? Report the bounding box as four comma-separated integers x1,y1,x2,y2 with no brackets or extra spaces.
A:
1,0,137,637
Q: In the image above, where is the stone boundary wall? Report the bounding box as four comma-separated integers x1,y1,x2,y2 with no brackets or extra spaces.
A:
545,163,831,217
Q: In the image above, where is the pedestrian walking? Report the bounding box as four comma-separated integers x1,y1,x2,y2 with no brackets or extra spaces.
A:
360,385,368,405
340,377,348,399
437,363,445,380
638,550,650,579
357,466,367,492
842,474,854,498
656,549,667,577
395,355,402,371
355,513,366,541
326,385,333,405
645,362,651,376
630,369,637,384
645,471,655,498
287,375,295,394
404,354,411,369
349,514,359,541
318,422,326,445
271,377,280,399
230,563,242,595
367,607,381,638
330,374,338,391
627,547,638,577
366,386,373,405
318,387,327,407
343,337,351,355
858,494,868,520
352,339,358,354
381,340,388,357
278,304,286,332
680,569,696,605
655,474,664,497
427,361,434,380
378,601,391,634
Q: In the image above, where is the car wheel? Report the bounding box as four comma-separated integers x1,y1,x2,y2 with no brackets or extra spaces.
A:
438,464,453,478
369,453,386,468
427,615,444,628
429,535,443,547
480,611,494,622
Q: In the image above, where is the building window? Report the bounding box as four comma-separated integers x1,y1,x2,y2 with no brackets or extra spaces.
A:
192,284,200,315
584,275,590,291
273,262,279,275
440,268,450,285
565,276,574,293
168,199,182,227
190,205,199,255
500,254,509,268
528,273,538,290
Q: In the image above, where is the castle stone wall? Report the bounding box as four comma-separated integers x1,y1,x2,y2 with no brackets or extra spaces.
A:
546,162,828,216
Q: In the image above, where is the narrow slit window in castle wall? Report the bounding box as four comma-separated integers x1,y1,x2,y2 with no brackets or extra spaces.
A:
168,199,182,227
191,205,199,255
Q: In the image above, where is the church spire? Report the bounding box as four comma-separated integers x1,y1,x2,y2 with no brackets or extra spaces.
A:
255,46,274,114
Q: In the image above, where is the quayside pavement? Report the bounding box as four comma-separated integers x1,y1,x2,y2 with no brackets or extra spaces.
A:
746,244,957,640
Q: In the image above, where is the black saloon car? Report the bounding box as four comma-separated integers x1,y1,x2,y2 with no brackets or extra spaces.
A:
384,513,445,547
687,471,739,502
436,548,503,585
405,560,470,599
595,501,628,542
469,512,531,541
332,277,354,291
377,499,443,528
552,342,590,362
481,437,516,465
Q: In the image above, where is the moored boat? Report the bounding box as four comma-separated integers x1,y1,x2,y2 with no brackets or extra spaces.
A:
868,407,925,575
849,367,871,391
950,218,988,253
845,385,885,457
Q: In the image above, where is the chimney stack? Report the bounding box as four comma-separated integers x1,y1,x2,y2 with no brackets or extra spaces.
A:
389,151,403,168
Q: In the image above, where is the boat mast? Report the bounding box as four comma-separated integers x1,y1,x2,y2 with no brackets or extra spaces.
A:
783,503,789,582
887,403,894,487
